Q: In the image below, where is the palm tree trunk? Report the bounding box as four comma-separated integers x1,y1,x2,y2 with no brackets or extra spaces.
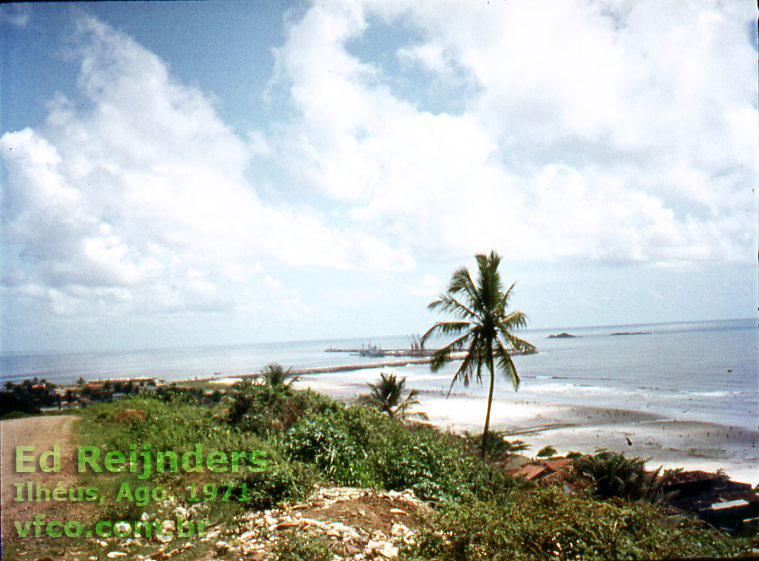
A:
481,353,496,456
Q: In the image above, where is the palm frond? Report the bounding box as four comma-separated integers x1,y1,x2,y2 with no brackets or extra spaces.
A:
476,252,503,310
421,321,470,348
429,332,472,372
446,338,482,396
494,340,520,390
499,309,529,330
427,294,477,320
365,373,426,419
395,388,426,418
498,321,535,354
447,267,483,310
258,363,300,388
497,282,516,316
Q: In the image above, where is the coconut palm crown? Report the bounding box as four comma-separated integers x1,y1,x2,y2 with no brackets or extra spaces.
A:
258,363,300,388
421,251,535,453
366,372,426,420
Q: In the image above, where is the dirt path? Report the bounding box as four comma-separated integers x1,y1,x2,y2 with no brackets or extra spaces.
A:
1,415,79,541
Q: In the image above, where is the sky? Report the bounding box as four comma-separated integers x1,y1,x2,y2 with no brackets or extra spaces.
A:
0,1,756,353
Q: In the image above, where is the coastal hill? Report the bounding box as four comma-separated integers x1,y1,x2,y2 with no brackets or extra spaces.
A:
1,379,754,560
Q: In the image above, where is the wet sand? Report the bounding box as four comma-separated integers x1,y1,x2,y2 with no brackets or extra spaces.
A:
428,397,758,485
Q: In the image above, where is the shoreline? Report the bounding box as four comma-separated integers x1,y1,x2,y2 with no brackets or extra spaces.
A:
12,363,757,487
290,376,759,487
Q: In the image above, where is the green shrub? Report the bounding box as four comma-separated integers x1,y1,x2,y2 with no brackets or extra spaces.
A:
376,424,512,502
79,397,264,490
536,445,557,458
228,384,512,502
227,382,337,435
272,531,333,561
1,410,33,420
77,394,318,519
258,363,301,388
71,385,747,561
1,378,58,414
239,452,316,509
284,403,516,502
285,413,372,486
362,372,427,419
403,486,747,561
463,430,530,459
574,449,663,501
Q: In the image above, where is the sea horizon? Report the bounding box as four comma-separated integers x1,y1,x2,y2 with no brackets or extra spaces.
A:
2,315,753,359
2,318,756,432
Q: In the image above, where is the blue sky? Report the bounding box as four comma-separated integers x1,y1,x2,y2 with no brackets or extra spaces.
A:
1,1,756,353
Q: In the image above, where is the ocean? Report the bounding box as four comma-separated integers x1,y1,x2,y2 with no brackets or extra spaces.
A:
2,318,756,430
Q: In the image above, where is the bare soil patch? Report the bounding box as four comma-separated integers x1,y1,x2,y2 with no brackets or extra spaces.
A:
1,415,84,545
298,489,427,536
212,487,432,560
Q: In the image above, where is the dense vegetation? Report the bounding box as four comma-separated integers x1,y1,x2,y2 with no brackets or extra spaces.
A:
405,487,743,561
1,378,154,418
56,379,751,560
1,378,61,416
575,448,665,501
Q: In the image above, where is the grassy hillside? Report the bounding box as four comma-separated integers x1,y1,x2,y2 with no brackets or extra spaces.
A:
5,382,752,560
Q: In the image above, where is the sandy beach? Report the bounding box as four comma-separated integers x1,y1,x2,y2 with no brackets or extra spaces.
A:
290,371,759,487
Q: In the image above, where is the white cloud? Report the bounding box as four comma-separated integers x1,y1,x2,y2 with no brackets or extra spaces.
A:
269,0,756,264
2,3,755,329
0,5,31,28
1,15,411,318
397,42,452,76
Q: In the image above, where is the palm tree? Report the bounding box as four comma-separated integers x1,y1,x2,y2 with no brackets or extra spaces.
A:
258,363,300,388
365,372,427,420
575,450,665,501
422,251,535,455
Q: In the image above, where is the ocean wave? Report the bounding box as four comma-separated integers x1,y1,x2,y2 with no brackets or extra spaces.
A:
524,382,639,396
685,390,733,397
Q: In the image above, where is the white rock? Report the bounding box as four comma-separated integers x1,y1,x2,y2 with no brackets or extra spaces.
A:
378,543,399,558
366,539,399,558
301,518,330,531
327,522,360,540
239,530,257,541
390,523,409,537
106,553,127,559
